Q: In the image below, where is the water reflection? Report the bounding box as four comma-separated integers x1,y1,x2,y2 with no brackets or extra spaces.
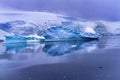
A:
2,40,99,55
0,41,97,62
43,41,98,56
1,37,120,80
0,40,99,70
0,36,119,63
5,42,38,54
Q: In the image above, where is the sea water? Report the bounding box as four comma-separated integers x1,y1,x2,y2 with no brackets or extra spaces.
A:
0,12,120,80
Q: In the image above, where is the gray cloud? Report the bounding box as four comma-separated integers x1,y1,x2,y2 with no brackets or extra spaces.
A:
0,0,120,21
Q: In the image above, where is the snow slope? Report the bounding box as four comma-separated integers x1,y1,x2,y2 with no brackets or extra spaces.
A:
0,29,9,40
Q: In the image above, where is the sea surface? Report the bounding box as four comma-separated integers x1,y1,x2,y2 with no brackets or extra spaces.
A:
0,36,120,80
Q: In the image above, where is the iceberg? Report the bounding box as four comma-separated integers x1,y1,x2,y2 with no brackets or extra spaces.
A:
41,26,100,41
3,25,100,43
3,34,45,43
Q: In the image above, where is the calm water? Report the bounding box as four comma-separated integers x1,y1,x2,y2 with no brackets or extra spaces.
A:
0,36,120,80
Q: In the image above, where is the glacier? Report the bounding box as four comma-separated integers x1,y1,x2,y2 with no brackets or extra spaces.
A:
0,11,119,42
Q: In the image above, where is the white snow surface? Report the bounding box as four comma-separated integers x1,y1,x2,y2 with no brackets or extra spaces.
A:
0,29,9,40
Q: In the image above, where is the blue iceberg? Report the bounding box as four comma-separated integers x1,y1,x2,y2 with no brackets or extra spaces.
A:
41,26,101,41
3,26,100,43
3,34,45,43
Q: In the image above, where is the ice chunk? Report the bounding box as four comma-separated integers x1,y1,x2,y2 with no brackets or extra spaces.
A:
3,34,45,43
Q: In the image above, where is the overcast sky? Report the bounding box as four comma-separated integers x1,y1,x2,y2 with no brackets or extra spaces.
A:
0,0,120,21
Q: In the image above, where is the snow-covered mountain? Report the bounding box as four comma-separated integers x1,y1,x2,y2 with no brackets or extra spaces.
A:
0,11,120,41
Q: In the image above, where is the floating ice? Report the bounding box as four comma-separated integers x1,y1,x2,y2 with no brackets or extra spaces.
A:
3,34,45,43
41,26,100,41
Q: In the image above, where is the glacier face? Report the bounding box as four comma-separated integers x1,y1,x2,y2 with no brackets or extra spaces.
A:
0,11,119,41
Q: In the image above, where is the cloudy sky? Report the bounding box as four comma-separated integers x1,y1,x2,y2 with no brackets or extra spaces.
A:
0,0,120,21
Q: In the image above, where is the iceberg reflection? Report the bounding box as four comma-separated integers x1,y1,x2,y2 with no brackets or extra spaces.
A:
0,40,99,70
4,42,38,54
3,40,99,56
0,40,99,63
43,40,98,56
